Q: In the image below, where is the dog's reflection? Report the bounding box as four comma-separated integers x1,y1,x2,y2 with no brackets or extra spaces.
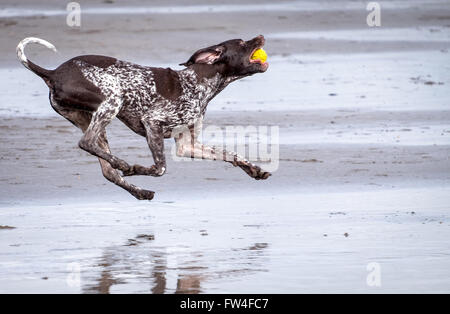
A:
82,234,268,294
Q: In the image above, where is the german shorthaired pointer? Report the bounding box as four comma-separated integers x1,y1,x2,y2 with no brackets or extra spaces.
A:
17,35,270,200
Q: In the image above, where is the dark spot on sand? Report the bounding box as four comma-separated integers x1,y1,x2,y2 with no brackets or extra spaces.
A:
301,158,322,163
280,158,324,163
344,232,349,237
125,234,155,246
329,212,346,216
248,243,268,250
0,225,16,230
243,224,264,228
136,234,155,241
125,239,139,246
410,76,444,86
0,19,18,27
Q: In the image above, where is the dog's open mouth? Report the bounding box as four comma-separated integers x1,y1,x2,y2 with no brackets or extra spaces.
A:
249,45,268,65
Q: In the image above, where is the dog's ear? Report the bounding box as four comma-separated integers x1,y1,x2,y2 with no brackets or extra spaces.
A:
180,46,225,67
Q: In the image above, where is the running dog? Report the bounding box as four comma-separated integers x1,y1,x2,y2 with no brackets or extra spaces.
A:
16,35,270,200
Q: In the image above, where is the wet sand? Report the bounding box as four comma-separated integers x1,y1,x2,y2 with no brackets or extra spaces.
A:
0,110,450,204
1,0,450,293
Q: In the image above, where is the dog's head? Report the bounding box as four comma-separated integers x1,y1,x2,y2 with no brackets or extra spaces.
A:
180,35,268,78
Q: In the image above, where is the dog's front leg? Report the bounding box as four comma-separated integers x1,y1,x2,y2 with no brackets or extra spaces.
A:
122,119,166,177
174,131,271,180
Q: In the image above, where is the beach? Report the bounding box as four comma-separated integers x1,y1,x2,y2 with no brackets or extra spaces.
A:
0,0,450,293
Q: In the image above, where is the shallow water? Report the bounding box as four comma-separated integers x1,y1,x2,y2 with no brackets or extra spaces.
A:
1,187,449,293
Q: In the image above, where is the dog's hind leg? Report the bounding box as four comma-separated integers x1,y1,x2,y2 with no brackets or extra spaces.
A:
50,97,153,200
97,131,154,200
78,99,133,173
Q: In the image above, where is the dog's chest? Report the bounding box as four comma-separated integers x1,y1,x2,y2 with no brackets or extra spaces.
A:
159,70,220,126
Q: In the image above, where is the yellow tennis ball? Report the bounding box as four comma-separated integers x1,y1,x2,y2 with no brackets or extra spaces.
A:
251,48,267,63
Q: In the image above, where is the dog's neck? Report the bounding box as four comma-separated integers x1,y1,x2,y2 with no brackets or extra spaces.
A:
177,65,239,105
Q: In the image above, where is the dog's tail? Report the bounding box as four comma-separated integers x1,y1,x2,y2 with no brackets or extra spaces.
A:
16,37,57,78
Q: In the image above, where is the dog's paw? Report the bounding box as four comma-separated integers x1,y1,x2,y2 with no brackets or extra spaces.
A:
122,164,158,177
132,189,155,201
237,162,271,180
255,169,271,180
111,157,132,173
252,165,271,180
121,164,137,176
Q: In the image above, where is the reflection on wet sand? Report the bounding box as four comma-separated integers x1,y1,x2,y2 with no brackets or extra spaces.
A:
82,234,269,294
